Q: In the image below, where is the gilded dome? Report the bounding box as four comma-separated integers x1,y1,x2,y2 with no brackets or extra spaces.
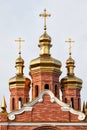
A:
66,56,75,65
9,75,31,89
30,56,61,74
39,31,51,43
61,55,82,89
9,55,31,89
61,75,82,88
16,56,24,64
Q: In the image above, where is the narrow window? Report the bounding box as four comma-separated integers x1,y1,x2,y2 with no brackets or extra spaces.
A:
65,98,67,103
12,98,15,110
54,85,58,97
71,98,74,108
35,85,39,97
18,97,22,109
44,84,49,89
78,98,80,110
26,98,29,103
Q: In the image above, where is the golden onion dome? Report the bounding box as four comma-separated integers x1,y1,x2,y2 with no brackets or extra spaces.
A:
30,56,61,66
39,31,51,43
9,75,31,89
66,56,75,76
15,56,24,76
9,37,31,89
61,55,82,89
38,31,52,56
61,75,82,89
66,56,75,65
61,38,82,89
30,56,61,75
15,56,24,64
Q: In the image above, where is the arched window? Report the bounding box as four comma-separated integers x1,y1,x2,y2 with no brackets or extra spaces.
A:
26,98,29,103
12,98,15,110
44,84,49,89
33,126,58,130
65,98,67,103
71,98,74,108
78,98,80,110
54,85,58,97
18,97,22,109
35,85,39,97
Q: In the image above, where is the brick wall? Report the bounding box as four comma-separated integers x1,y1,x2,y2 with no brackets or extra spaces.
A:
31,72,60,99
14,94,79,122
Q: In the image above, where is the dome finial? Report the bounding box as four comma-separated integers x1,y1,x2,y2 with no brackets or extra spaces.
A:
65,38,75,57
15,37,25,57
15,37,25,76
65,38,75,76
39,9,51,31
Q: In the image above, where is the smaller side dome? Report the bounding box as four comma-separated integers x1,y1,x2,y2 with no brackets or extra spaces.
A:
15,56,24,65
66,56,75,76
15,56,24,76
9,76,31,89
66,56,75,65
61,75,82,89
61,55,82,89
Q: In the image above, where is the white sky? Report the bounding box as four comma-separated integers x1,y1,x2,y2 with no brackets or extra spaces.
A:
0,0,87,111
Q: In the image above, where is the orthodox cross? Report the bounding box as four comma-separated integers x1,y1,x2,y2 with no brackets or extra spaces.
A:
15,37,25,55
39,9,51,30
65,38,75,56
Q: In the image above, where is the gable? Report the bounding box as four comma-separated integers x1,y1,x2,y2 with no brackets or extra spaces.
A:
8,90,85,122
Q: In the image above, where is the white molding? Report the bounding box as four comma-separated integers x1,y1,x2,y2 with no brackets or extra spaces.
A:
1,122,87,126
8,107,32,120
8,90,85,121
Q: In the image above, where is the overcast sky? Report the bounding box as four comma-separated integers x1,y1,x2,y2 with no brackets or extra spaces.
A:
0,0,87,111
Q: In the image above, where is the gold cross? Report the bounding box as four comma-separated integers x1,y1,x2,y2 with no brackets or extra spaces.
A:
39,9,51,30
65,38,75,56
15,37,25,55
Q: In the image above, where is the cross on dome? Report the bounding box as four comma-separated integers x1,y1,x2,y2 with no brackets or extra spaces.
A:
39,9,51,31
65,38,75,56
15,37,25,56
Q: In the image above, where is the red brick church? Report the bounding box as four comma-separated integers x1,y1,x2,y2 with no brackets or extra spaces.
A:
0,9,87,130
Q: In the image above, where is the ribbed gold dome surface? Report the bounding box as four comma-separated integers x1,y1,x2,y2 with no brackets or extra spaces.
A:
61,75,82,88
9,76,31,89
30,55,61,74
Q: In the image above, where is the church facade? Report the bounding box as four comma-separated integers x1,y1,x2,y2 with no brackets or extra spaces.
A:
0,9,87,130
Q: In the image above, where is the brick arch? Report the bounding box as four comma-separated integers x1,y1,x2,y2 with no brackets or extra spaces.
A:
34,126,60,130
